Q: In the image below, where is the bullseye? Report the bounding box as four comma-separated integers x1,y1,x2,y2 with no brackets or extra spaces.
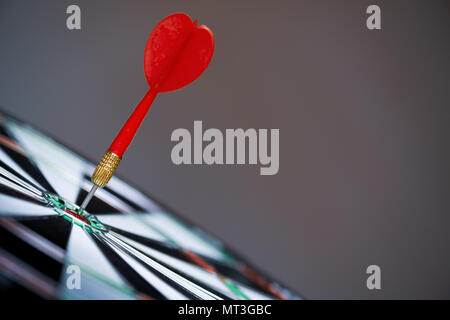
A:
45,192,107,233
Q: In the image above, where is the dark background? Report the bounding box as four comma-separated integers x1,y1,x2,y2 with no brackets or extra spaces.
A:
1,0,449,299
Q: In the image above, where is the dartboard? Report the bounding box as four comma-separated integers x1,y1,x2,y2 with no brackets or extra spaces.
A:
0,110,299,300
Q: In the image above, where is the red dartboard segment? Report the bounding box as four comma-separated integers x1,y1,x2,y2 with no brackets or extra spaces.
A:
108,13,215,157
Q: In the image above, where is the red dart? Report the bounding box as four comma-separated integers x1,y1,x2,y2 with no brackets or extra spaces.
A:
110,13,214,157
80,13,214,210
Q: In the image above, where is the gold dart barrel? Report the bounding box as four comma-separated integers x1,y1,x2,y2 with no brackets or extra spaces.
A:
91,150,122,188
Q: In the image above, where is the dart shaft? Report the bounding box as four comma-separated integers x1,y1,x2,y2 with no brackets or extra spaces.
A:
109,88,158,157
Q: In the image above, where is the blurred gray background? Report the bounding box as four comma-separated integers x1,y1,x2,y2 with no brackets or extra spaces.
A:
0,0,449,298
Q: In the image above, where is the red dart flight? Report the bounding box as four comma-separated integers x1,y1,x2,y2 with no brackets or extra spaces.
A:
80,13,214,210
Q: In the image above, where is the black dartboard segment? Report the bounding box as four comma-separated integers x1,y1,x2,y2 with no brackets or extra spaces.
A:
0,111,300,300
